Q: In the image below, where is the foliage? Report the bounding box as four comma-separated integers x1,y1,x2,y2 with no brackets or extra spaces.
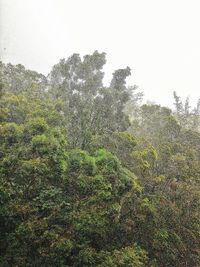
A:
0,52,200,266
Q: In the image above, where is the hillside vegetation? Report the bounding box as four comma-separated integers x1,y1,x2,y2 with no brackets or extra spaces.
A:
0,52,200,266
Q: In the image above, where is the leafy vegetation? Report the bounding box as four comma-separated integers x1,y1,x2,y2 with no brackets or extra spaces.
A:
0,52,200,266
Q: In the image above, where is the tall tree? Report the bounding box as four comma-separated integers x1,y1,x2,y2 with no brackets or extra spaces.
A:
48,51,136,148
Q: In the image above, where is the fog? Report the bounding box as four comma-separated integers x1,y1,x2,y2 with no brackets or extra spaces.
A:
1,0,200,107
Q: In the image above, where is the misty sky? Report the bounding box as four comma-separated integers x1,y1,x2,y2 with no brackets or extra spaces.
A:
1,0,200,107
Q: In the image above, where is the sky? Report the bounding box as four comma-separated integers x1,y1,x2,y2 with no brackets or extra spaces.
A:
1,0,200,108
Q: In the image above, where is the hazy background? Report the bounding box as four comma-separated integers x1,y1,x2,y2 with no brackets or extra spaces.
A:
1,0,200,107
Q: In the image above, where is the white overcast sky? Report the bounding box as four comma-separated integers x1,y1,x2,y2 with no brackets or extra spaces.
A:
1,0,200,107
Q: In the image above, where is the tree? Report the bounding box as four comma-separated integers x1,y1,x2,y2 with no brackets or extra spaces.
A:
0,62,47,96
48,51,138,148
1,53,200,266
173,91,200,131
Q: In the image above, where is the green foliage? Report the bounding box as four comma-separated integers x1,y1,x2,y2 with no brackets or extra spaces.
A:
48,51,141,148
0,61,47,95
97,245,148,267
1,53,200,266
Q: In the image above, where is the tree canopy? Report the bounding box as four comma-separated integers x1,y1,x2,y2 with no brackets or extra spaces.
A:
0,52,200,266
